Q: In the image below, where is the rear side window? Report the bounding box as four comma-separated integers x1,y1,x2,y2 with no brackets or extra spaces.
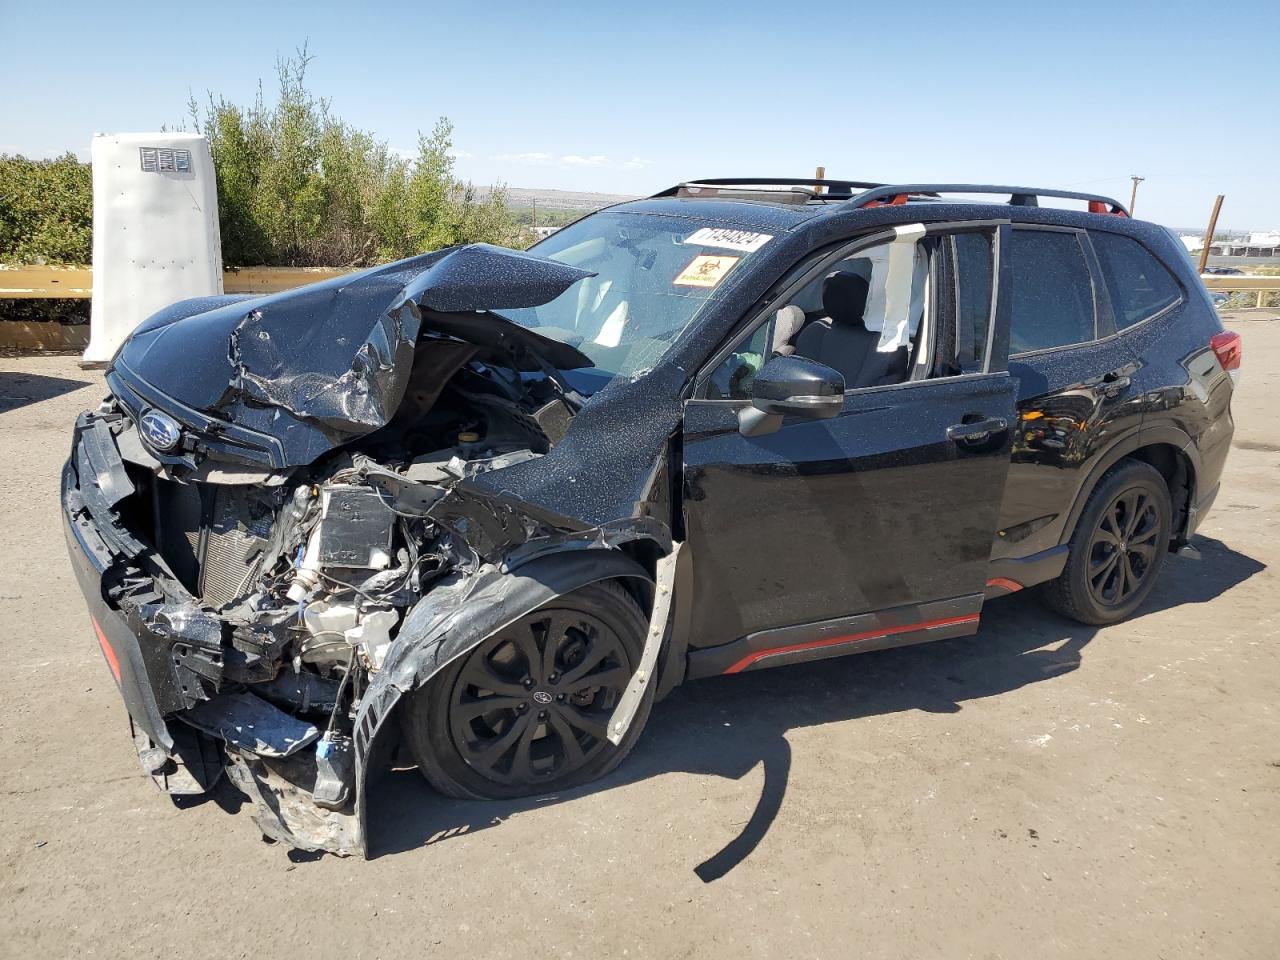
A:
1090,232,1182,329
1007,229,1096,354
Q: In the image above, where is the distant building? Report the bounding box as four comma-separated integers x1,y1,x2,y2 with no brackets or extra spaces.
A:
1183,231,1279,258
531,226,560,239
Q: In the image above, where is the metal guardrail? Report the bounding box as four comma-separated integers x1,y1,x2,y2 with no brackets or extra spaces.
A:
0,265,354,298
0,266,92,297
1200,275,1280,307
1,263,1277,303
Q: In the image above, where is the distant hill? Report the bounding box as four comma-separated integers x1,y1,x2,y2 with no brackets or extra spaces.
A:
489,186,639,212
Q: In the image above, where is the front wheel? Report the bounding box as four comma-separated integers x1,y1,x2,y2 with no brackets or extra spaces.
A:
400,580,653,800
1042,460,1172,625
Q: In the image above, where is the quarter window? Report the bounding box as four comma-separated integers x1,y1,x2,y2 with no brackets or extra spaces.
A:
1090,232,1182,329
1007,229,1097,354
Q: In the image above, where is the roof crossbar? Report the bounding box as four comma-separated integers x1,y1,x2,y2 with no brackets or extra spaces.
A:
846,183,1129,216
651,177,886,199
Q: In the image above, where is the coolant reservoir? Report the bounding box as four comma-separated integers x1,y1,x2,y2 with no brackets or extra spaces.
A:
299,600,361,669
347,609,400,672
302,601,360,638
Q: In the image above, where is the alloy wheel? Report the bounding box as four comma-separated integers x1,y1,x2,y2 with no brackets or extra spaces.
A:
1086,487,1161,607
447,608,632,787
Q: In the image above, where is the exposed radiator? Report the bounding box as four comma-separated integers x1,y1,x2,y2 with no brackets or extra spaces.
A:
200,490,272,608
151,479,271,608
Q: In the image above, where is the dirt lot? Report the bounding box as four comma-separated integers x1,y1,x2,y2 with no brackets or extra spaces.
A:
1,318,1277,960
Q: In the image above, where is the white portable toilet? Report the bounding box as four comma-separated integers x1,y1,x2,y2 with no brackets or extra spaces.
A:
83,132,223,364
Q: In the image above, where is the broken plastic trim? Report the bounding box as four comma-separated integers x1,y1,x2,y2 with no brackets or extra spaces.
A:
607,542,681,744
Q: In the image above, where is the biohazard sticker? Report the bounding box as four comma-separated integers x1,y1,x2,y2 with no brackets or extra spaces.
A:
674,254,740,288
683,227,774,253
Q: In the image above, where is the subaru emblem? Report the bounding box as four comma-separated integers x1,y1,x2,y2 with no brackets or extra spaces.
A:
139,409,181,452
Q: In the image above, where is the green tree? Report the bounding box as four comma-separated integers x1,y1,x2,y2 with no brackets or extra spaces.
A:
190,48,520,266
0,153,93,264
3,48,521,273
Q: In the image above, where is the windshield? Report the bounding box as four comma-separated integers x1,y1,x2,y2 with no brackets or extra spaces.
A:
499,212,775,381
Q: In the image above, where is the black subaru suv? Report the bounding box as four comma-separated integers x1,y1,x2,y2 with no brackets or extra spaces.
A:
62,179,1239,854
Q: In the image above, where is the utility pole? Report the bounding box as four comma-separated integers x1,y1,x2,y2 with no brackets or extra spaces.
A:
814,165,825,195
1129,175,1144,216
1198,195,1224,275
531,198,537,231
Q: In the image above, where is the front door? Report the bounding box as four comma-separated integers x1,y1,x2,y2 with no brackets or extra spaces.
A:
680,223,1017,676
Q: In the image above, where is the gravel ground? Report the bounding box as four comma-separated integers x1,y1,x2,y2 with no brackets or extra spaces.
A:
1,319,1277,960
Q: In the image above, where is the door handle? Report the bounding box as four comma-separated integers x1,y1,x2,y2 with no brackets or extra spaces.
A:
1101,372,1131,397
946,417,1008,444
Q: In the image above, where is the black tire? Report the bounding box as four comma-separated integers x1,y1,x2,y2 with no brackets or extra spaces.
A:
1042,459,1172,625
400,580,655,800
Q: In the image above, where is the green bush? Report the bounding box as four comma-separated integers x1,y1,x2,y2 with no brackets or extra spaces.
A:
0,48,523,274
190,50,523,266
0,153,93,264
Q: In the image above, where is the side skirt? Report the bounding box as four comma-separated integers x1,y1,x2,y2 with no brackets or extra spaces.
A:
984,543,1069,598
685,595,983,679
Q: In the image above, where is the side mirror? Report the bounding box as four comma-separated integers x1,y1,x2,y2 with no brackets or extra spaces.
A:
739,355,845,437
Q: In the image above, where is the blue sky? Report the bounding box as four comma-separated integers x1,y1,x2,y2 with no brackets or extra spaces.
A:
2,0,1277,229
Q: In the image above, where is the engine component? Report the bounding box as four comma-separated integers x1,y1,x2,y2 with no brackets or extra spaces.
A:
347,608,399,671
300,600,360,669
287,524,323,602
254,670,341,714
317,485,396,569
312,733,354,810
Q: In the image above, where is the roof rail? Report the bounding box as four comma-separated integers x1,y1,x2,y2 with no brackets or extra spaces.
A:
650,177,886,200
846,183,1129,216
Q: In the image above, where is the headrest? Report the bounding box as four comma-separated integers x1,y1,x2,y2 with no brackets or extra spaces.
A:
771,304,806,354
822,272,870,328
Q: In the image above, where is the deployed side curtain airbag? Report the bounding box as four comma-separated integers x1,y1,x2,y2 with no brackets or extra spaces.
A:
876,224,927,353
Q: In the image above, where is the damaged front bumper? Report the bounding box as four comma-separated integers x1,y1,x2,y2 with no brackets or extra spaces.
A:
61,412,370,855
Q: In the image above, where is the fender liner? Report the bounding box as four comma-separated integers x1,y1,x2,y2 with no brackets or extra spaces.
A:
348,547,657,855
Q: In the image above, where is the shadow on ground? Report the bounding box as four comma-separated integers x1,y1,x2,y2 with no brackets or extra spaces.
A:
0,371,92,413
362,536,1264,879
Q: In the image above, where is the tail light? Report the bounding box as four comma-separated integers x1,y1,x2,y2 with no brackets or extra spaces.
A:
1210,330,1242,384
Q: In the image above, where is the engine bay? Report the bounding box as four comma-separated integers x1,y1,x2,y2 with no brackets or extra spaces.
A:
99,350,580,813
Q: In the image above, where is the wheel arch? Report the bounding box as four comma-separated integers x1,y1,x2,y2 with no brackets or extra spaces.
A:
347,544,658,854
1060,425,1201,550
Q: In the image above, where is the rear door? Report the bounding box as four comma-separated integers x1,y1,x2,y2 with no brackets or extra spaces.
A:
990,226,1147,570
681,223,1017,676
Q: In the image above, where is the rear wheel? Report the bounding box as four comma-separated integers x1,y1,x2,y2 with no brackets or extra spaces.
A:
401,581,653,800
1042,460,1172,625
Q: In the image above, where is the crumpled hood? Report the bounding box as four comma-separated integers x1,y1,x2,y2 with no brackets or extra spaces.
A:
110,244,595,467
